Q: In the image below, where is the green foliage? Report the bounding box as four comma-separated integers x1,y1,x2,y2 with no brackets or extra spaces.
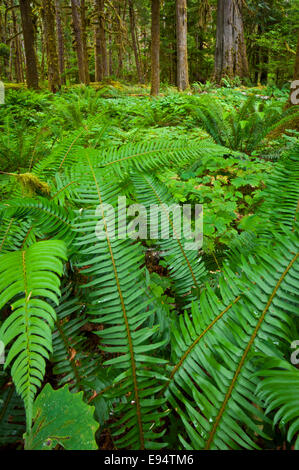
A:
0,86,298,451
0,241,67,433
257,358,299,450
26,383,98,450
192,94,299,154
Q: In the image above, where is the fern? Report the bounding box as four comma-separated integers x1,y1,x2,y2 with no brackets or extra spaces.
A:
165,230,299,449
72,161,168,449
132,173,206,300
257,143,299,235
96,139,227,178
2,197,75,246
52,288,101,392
256,358,299,450
192,95,299,153
0,240,67,433
0,372,25,445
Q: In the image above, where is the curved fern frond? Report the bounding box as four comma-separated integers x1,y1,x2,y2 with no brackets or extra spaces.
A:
0,217,35,254
0,372,25,445
165,231,299,449
96,139,227,178
52,288,101,392
257,358,299,450
3,197,75,246
0,240,67,432
132,173,206,299
73,160,167,449
257,144,299,235
32,128,87,178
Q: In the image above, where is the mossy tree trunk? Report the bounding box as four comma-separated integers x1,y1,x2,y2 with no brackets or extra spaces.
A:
55,0,65,85
19,0,39,89
129,0,143,83
41,0,60,93
71,0,86,84
81,0,90,85
176,0,189,91
94,0,108,81
150,0,160,96
214,0,249,84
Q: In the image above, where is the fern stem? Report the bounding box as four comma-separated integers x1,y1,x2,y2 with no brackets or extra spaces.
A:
205,252,299,450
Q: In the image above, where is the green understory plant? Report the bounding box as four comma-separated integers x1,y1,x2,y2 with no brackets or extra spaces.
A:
0,89,298,450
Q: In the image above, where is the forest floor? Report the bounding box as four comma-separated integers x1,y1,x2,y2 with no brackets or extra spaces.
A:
1,81,299,450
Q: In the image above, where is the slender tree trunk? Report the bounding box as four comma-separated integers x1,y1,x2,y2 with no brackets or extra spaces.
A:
19,0,39,89
55,0,65,85
108,25,113,76
176,0,189,90
11,2,23,82
81,0,90,84
128,0,142,83
94,0,108,81
214,0,249,84
41,0,60,92
150,0,160,96
71,0,86,83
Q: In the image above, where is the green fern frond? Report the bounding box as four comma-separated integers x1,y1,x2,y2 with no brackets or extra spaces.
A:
132,173,206,300
72,162,168,449
0,240,67,432
257,144,299,235
165,230,299,449
3,197,75,246
0,372,25,445
95,139,227,178
256,358,299,449
0,217,36,254
52,288,101,392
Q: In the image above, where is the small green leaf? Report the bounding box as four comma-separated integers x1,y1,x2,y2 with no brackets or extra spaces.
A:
25,384,98,450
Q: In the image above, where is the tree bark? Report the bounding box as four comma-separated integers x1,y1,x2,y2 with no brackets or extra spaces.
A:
55,0,65,85
11,1,24,82
41,0,60,92
81,0,90,84
19,0,39,89
214,0,249,84
94,0,108,81
128,0,143,83
176,0,189,91
71,0,86,83
150,0,160,96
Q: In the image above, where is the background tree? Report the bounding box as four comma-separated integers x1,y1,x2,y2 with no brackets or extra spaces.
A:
150,0,160,96
176,0,189,90
19,0,39,89
41,0,60,92
214,0,249,83
94,0,108,81
71,0,87,84
55,0,66,85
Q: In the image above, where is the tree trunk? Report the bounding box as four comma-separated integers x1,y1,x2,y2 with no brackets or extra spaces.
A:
71,0,86,83
11,2,24,82
176,0,189,91
214,0,249,84
19,0,39,89
128,0,143,83
41,0,60,92
150,0,160,96
94,0,108,81
81,0,90,84
55,0,65,85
